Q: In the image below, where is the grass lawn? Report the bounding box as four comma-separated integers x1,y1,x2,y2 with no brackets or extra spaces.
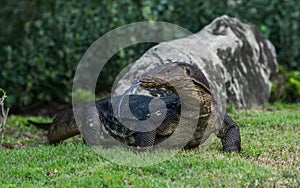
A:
0,103,299,187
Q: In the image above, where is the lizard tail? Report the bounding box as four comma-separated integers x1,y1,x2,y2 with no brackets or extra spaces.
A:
27,120,52,130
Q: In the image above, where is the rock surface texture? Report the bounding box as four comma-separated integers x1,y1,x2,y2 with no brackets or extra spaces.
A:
114,15,278,109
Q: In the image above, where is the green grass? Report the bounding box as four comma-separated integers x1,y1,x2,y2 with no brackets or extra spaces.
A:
0,103,299,187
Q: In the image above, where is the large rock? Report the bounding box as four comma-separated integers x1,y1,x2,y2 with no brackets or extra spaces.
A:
113,15,278,109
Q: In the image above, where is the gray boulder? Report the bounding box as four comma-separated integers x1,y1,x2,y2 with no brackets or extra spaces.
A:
113,15,278,109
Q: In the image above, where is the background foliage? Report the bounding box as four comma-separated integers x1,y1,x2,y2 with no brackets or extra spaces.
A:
1,0,300,111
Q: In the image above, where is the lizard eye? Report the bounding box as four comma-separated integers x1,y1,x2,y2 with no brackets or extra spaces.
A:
184,67,191,76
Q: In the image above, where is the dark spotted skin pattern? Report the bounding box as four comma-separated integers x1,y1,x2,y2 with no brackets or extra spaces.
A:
29,95,181,149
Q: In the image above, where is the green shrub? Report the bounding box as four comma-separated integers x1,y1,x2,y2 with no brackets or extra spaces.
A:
0,0,299,110
286,71,300,101
270,66,300,103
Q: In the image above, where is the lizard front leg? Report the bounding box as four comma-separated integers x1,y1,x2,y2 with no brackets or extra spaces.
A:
133,130,156,152
217,114,241,152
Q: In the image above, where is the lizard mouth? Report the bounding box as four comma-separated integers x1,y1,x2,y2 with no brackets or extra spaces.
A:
139,81,156,87
140,80,171,88
139,77,167,88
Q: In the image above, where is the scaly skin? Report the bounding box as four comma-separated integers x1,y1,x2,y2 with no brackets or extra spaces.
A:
29,95,181,148
139,62,241,152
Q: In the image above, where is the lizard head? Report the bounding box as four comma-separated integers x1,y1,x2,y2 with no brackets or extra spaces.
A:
139,62,194,89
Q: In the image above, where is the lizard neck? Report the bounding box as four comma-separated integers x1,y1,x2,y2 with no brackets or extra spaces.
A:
174,79,212,118
173,80,207,101
174,80,201,105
